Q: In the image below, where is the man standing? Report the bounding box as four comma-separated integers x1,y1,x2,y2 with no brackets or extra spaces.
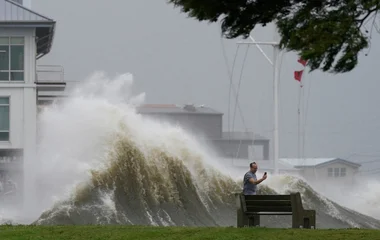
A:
243,162,267,195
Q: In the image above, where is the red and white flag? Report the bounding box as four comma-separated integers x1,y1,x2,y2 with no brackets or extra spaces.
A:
294,57,307,87
294,70,303,82
297,58,307,67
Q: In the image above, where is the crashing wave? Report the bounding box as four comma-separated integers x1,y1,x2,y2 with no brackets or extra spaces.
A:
1,71,378,229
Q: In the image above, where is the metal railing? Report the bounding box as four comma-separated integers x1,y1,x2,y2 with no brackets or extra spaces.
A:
36,65,64,82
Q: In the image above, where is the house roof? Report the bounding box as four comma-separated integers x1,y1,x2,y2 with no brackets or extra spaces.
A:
0,0,56,58
137,104,223,115
280,158,361,168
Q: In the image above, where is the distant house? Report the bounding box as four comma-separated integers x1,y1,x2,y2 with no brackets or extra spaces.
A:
137,104,270,160
281,158,361,186
230,157,361,187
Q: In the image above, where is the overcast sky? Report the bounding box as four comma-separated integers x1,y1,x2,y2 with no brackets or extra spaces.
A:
32,0,380,171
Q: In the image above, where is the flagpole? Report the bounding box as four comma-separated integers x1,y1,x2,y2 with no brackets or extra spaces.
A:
273,43,280,175
237,34,281,175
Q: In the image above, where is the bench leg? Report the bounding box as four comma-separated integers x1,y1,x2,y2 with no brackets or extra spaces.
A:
237,212,260,227
292,210,316,229
248,215,260,227
237,208,250,228
303,210,316,229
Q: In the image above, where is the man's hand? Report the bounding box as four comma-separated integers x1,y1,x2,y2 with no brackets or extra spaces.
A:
262,173,267,180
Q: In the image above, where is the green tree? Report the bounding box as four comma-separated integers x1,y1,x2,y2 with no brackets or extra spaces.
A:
167,0,380,73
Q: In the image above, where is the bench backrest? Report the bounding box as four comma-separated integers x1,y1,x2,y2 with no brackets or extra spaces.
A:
242,194,293,213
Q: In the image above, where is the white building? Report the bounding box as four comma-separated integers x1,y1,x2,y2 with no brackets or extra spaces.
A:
280,158,361,186
0,0,64,207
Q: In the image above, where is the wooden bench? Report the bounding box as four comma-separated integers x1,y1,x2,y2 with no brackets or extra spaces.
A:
235,192,316,228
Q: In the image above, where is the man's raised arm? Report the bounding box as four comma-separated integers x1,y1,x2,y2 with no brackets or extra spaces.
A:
249,174,267,185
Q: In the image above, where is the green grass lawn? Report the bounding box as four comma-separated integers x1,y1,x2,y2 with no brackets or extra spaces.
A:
0,225,379,240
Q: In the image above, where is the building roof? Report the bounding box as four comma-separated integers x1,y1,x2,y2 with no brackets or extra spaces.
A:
0,0,56,58
137,104,223,115
280,158,361,168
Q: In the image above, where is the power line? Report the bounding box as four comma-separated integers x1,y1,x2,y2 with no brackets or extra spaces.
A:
221,38,240,136
302,72,312,160
220,38,249,133
220,36,251,160
231,45,250,135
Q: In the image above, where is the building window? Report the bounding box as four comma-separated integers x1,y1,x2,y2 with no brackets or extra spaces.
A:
0,97,9,141
328,168,333,177
340,168,346,177
334,168,339,177
0,37,24,82
327,167,347,177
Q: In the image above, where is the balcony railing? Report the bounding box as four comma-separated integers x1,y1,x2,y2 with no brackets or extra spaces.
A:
36,65,64,83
